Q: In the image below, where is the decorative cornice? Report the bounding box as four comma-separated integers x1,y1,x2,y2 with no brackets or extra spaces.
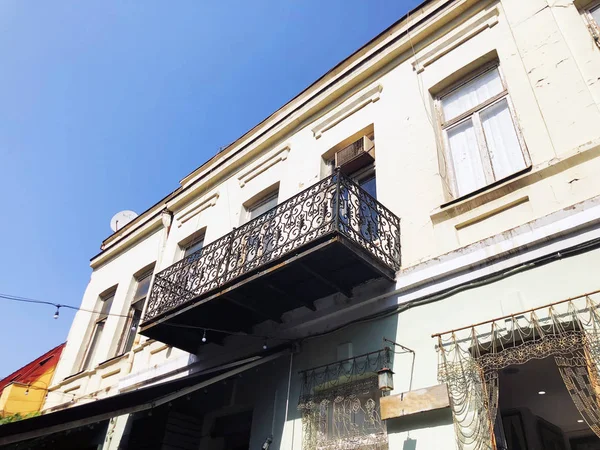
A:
412,6,499,73
176,191,220,228
237,145,290,188
311,84,383,139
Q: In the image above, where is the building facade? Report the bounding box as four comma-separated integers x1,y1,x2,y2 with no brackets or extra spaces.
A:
2,0,600,448
0,344,64,420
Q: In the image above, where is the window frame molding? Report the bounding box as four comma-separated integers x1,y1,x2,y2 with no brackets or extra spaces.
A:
241,186,280,225
584,1,600,47
434,62,530,199
177,228,206,260
80,287,117,371
115,267,155,356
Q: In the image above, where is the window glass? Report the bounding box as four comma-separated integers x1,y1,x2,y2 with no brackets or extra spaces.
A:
441,68,503,121
133,272,152,302
438,64,528,198
359,174,377,199
82,322,104,370
120,271,153,354
99,292,114,318
591,5,600,25
121,308,143,354
480,99,526,180
248,192,278,221
446,119,487,195
183,235,204,257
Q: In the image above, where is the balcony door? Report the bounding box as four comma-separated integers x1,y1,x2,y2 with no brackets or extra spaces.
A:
332,160,378,242
239,189,279,266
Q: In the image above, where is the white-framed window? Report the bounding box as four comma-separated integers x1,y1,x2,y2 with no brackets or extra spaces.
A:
585,2,600,45
436,64,529,198
117,269,153,355
81,289,115,370
238,189,280,260
243,190,279,224
179,231,205,258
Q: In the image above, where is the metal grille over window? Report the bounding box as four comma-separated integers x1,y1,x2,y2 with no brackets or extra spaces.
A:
297,349,391,450
433,291,600,450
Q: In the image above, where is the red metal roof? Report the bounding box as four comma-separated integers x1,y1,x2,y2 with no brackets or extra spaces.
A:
0,343,65,393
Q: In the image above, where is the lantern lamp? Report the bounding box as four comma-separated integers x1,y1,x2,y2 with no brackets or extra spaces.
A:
378,366,394,392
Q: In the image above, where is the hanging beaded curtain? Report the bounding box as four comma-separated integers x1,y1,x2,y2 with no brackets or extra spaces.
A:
298,349,391,450
434,291,600,450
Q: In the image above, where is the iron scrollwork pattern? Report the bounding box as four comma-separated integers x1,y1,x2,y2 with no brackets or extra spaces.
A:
143,171,401,323
298,350,391,450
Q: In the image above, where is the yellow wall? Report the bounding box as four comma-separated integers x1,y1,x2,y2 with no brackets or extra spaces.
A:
0,365,56,417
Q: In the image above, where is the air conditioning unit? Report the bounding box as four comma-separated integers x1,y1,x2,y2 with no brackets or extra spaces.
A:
334,136,375,174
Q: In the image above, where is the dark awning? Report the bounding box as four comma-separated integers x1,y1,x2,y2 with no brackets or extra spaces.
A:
0,348,289,446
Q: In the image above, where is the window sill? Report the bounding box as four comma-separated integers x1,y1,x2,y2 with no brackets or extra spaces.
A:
96,352,129,369
432,139,600,224
62,368,96,384
440,166,531,211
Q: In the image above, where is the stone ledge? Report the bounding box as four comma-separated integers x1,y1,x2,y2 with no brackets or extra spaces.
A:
380,384,450,420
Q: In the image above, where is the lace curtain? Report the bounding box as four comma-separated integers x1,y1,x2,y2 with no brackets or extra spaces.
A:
435,293,600,450
298,350,390,450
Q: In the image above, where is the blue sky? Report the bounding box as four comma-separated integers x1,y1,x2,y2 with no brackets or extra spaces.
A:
0,0,419,377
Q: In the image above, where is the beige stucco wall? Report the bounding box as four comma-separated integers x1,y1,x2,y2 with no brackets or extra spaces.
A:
45,1,600,447
278,246,600,450
46,226,192,408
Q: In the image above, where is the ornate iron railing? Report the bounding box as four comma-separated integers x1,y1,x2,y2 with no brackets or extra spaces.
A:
297,348,392,450
143,171,401,323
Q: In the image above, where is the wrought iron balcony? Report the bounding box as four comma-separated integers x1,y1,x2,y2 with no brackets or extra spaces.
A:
140,171,401,351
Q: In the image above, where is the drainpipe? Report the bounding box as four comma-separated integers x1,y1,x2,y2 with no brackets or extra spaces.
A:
284,352,294,450
158,209,174,270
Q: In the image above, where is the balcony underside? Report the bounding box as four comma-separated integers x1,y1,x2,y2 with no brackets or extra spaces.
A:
140,233,395,353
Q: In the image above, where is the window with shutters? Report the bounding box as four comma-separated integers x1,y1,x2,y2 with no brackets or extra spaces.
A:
436,64,529,199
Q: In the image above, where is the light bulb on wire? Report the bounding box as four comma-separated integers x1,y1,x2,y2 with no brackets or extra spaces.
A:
262,340,268,350
53,306,60,320
202,329,207,343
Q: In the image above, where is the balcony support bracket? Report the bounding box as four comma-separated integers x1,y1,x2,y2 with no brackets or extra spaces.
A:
223,294,284,324
265,282,316,312
298,261,353,298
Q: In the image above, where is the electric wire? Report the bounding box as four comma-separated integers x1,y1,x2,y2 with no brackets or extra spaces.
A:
300,235,600,344
3,236,599,413
0,293,290,342
0,293,133,319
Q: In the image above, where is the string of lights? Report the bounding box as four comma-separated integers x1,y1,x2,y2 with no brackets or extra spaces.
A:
0,292,293,346
11,382,100,404
0,293,132,319
162,322,294,349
